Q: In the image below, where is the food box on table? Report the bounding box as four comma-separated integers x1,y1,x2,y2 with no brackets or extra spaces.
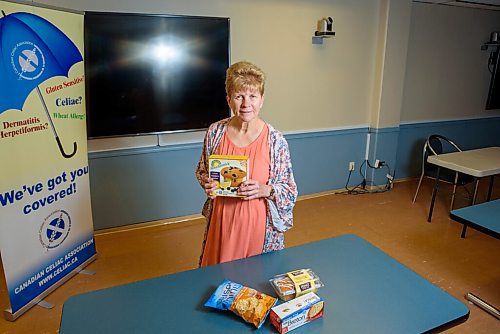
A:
270,292,324,333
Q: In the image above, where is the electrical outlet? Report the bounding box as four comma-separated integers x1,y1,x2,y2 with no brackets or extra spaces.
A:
349,161,355,171
375,159,380,168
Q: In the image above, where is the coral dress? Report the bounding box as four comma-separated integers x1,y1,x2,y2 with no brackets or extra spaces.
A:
200,125,270,266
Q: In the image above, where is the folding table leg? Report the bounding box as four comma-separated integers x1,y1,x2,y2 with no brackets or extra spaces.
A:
471,178,479,205
460,224,468,238
428,167,440,223
450,172,458,211
486,175,494,202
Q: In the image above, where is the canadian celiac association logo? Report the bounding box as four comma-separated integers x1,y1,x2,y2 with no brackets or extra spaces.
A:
11,41,46,80
39,210,71,249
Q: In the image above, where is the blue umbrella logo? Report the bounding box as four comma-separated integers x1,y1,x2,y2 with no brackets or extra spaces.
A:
0,10,82,158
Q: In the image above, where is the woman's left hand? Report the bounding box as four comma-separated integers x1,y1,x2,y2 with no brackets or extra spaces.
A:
237,180,271,200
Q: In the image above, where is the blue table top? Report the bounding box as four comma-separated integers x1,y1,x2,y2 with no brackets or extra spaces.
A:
451,199,500,236
59,234,469,333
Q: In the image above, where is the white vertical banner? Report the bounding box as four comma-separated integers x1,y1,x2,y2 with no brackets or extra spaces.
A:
0,0,96,320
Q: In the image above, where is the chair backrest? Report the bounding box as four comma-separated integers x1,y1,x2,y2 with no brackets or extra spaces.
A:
426,134,462,156
419,134,462,176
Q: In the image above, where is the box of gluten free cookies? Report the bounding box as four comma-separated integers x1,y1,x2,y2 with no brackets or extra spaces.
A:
270,292,324,334
208,155,249,197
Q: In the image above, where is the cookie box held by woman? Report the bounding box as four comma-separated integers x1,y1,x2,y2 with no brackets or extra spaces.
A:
208,155,249,197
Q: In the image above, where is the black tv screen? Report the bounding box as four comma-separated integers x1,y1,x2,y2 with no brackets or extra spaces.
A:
84,12,230,138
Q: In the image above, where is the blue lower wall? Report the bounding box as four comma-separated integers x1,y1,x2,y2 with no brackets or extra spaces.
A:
89,144,205,230
367,127,400,186
286,128,367,194
395,117,500,178
88,117,500,230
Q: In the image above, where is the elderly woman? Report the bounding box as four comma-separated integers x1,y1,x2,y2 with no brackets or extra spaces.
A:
195,61,298,267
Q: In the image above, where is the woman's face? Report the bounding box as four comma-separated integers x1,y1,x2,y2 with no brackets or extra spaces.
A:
227,87,264,123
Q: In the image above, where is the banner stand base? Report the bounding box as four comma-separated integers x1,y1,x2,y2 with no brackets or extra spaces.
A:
3,254,97,322
36,300,54,309
78,269,96,275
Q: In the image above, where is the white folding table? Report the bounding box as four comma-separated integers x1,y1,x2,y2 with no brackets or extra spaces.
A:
426,147,500,222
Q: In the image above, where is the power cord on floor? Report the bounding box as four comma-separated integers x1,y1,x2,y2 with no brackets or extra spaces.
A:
337,161,369,195
337,160,394,195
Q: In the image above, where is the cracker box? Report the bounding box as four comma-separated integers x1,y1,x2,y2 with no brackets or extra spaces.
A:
270,292,324,334
208,155,249,197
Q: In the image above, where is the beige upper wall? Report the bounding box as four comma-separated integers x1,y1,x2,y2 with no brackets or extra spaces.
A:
37,0,500,136
39,0,381,133
401,2,500,123
369,0,412,129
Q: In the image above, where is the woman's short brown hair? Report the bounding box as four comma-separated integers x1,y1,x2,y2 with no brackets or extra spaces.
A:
225,61,266,97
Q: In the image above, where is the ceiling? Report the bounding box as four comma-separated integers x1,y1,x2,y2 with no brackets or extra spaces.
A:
414,0,500,10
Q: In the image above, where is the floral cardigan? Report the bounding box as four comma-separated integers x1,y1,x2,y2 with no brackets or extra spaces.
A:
195,117,298,256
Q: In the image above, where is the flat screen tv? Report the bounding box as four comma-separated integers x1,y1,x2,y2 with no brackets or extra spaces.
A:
84,12,230,138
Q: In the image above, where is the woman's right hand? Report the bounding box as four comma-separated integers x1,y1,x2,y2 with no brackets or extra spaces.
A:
202,176,218,199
